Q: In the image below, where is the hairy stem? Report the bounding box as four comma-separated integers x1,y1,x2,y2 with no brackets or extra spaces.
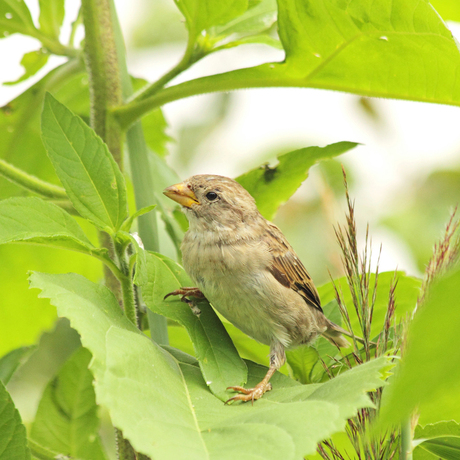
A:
0,158,67,199
82,0,123,163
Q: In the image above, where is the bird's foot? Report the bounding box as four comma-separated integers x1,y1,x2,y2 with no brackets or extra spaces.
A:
225,381,272,404
164,287,205,316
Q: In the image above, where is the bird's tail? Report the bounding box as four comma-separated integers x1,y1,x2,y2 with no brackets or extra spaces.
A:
321,321,369,348
321,322,350,348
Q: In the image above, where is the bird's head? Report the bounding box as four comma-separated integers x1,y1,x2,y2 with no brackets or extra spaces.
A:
163,175,260,230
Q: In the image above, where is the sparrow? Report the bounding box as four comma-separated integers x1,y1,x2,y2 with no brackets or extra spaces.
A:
163,175,349,403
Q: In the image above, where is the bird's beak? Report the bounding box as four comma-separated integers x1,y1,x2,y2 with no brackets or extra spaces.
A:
163,182,199,208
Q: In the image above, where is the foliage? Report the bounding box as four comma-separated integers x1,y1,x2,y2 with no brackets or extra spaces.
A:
0,0,459,459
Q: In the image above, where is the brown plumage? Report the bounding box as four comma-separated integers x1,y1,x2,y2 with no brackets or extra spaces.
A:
164,174,349,403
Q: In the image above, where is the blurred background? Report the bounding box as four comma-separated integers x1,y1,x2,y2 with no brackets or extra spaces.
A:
1,0,460,350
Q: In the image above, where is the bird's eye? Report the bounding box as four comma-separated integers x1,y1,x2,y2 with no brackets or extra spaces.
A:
206,191,218,201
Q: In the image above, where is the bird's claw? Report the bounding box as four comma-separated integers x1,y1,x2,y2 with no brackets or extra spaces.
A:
225,382,272,404
164,287,205,316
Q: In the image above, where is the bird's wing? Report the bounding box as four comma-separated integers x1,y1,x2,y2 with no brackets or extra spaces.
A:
264,222,323,312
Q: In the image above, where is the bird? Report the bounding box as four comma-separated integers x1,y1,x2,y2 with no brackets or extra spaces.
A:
163,174,350,403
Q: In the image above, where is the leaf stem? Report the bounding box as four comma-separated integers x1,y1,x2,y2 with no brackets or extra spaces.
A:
112,65,290,129
0,158,67,199
3,19,79,57
130,38,206,103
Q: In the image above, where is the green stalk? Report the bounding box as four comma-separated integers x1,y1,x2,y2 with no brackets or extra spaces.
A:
81,0,122,162
0,158,67,199
81,2,140,458
131,36,205,102
400,419,413,460
115,241,138,326
109,0,169,344
112,66,294,129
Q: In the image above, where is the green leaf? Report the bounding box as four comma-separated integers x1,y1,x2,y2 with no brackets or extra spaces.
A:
175,0,247,39
30,270,392,459
30,347,107,460
134,249,248,400
28,272,210,460
38,0,64,39
4,49,49,86
286,346,319,384
0,0,36,39
0,380,31,460
276,0,460,102
0,197,95,253
136,0,460,124
183,356,390,459
6,319,81,426
430,0,460,22
0,346,35,385
380,268,460,426
236,141,358,220
414,421,460,460
41,93,128,233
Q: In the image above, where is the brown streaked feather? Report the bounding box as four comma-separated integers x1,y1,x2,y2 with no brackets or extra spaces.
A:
265,223,323,312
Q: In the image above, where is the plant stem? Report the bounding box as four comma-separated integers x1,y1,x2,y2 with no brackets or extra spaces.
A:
81,0,123,163
109,0,169,343
400,419,413,460
112,65,292,129
81,2,139,457
0,158,67,199
130,39,204,102
115,241,138,326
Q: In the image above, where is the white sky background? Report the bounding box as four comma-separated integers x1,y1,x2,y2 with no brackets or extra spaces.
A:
2,0,460,277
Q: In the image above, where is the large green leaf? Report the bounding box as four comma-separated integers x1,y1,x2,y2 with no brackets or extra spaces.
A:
41,93,128,233
28,272,210,460
430,0,460,22
0,197,95,253
414,421,460,460
274,0,460,103
380,268,460,425
135,249,248,400
0,380,30,460
125,0,460,128
38,0,64,39
236,142,358,220
0,0,36,39
30,270,391,459
30,347,107,460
